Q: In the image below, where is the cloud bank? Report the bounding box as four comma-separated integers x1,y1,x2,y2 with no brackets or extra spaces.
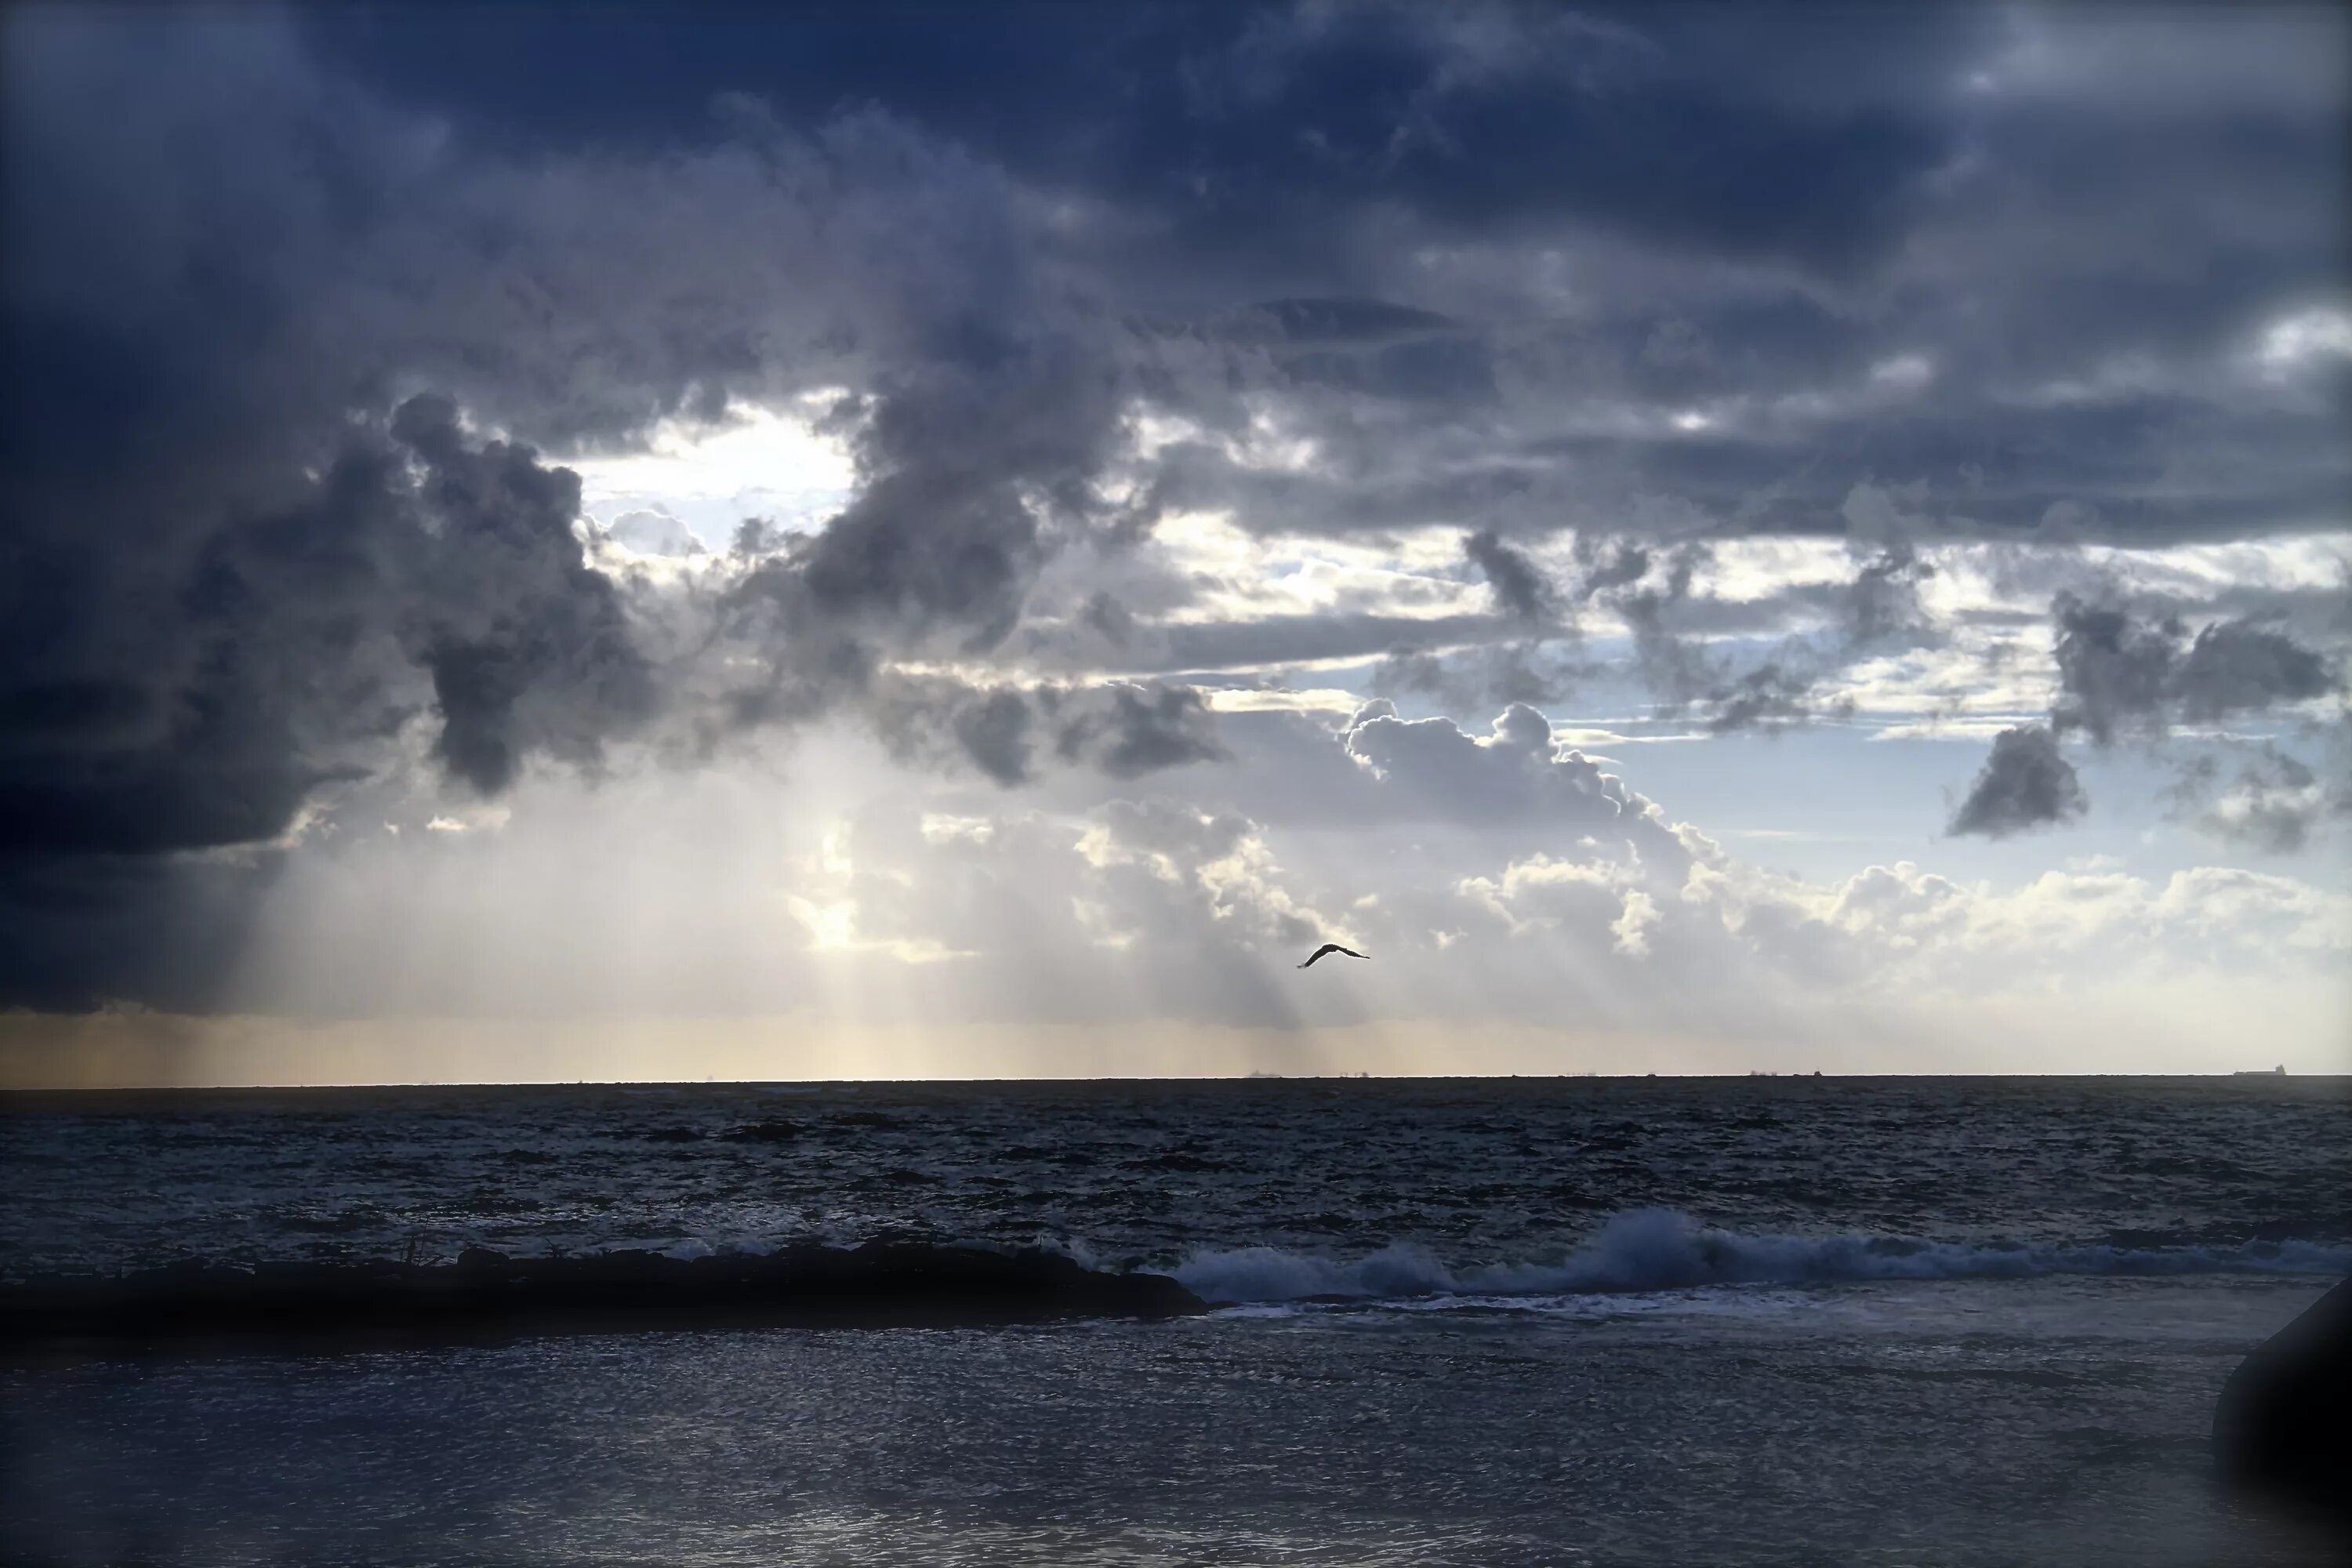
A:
2,4,2345,1069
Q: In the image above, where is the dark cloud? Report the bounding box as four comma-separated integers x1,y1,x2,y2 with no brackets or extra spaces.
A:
1462,528,1556,623
2050,593,2339,745
1050,683,1229,779
1698,662,1853,735
1943,591,2343,838
289,2,2335,562
0,854,275,1013
301,4,1990,273
1573,537,1654,601
0,379,677,1006
0,15,1181,1007
1372,648,1447,699
869,677,1225,788
1080,591,1137,648
2049,597,2188,745
395,396,662,793
5,2,2347,1011
1947,724,2088,839
1845,545,1936,650
2172,620,2336,724
711,322,1135,741
1208,298,1461,351
1173,298,1500,405
946,688,1038,789
2,397,655,853
260,0,2349,569
1483,644,1588,710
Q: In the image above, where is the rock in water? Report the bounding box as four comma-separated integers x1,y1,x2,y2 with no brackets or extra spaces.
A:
2213,1277,2352,1537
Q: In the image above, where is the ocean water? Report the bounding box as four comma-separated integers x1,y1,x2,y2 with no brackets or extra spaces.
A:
3,1076,2346,1565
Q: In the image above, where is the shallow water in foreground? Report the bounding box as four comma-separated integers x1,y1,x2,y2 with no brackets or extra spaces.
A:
3,1077,2345,1563
5,1278,2336,1566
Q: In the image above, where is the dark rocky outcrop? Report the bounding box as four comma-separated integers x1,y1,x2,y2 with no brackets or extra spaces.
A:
2213,1276,2352,1538
0,1243,1206,1358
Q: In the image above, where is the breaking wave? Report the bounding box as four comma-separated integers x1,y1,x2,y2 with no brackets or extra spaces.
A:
1165,1209,2352,1305
1,1241,1204,1354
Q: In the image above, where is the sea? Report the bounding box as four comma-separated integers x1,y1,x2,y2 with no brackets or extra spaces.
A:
2,1075,2346,1566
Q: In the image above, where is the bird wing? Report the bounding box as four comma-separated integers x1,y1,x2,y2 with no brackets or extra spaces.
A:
1299,943,1339,967
1336,946,1368,960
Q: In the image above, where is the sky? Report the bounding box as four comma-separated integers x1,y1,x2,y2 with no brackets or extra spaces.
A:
2,1,2347,1086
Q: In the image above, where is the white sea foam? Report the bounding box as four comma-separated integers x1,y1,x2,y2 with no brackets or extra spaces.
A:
1163,1209,2351,1305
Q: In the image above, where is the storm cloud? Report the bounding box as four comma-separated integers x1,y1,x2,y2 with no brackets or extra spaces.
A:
3,2,2347,1022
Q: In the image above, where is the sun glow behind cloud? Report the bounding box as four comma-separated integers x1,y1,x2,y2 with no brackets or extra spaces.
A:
568,397,858,548
5,4,2348,1087
2254,305,2352,377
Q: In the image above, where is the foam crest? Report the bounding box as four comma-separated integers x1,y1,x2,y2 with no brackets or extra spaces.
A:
1167,1209,2350,1305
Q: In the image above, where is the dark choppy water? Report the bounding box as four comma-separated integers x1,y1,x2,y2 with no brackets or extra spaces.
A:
4,1076,2347,1564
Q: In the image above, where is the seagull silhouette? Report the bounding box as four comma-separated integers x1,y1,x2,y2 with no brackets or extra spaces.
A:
1298,942,1369,969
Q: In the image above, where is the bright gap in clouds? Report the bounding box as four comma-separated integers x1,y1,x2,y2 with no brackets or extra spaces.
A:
567,395,858,550
2254,304,2352,376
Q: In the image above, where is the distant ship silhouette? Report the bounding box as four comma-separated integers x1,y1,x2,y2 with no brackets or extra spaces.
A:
2232,1065,2287,1076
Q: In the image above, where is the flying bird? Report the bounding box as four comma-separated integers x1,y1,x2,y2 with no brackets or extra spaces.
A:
1298,943,1368,969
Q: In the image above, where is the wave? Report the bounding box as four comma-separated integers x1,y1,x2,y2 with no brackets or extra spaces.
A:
1165,1209,2352,1305
0,1241,1205,1356
12,1212,2339,1354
